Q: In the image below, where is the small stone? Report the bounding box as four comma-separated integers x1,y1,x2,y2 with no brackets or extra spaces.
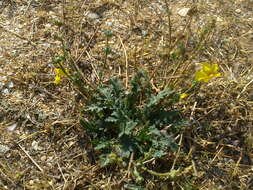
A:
106,21,113,27
45,23,51,28
7,123,17,131
8,81,14,88
2,88,10,95
216,16,223,22
87,12,100,20
29,180,34,185
142,30,148,36
32,141,40,151
235,9,241,13
41,155,47,162
0,144,10,156
178,8,190,17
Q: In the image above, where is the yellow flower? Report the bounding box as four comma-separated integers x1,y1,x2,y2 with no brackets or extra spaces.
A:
54,68,69,84
54,75,61,84
180,93,188,99
195,62,221,82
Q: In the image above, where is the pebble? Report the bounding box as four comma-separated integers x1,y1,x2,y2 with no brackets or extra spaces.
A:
235,9,241,14
2,88,10,95
142,30,148,36
41,155,47,162
8,81,14,88
0,144,10,156
216,16,223,22
87,12,100,20
29,180,34,185
32,140,41,151
7,123,17,131
178,8,190,17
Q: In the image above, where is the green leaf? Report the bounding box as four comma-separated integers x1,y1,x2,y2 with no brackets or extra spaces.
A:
119,121,138,137
152,149,167,158
133,167,144,183
99,153,113,167
149,126,162,136
104,47,112,55
120,135,141,158
80,119,97,133
149,110,181,128
52,55,65,64
105,116,118,123
146,88,174,109
103,30,113,37
136,126,153,142
94,141,111,150
86,104,106,113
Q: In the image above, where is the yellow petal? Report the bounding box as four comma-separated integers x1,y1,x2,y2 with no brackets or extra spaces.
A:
54,75,61,84
212,64,219,72
195,71,210,82
214,72,221,77
180,93,188,99
54,68,69,77
196,62,221,82
54,68,60,73
202,62,213,74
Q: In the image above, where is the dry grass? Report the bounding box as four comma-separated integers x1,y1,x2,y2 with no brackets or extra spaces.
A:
0,0,253,189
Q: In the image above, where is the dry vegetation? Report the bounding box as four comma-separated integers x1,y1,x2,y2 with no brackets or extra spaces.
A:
0,0,253,189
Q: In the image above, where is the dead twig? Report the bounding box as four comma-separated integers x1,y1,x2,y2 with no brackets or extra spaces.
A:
118,35,129,88
171,134,183,171
18,144,43,172
237,79,253,99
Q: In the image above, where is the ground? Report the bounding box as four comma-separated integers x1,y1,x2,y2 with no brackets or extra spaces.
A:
0,0,253,189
